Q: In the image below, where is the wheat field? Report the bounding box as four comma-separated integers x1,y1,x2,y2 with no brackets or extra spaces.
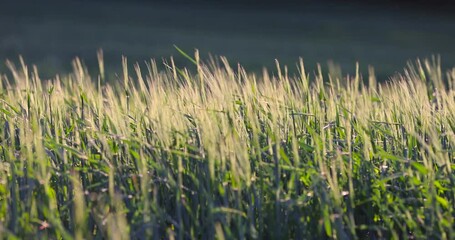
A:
0,53,454,239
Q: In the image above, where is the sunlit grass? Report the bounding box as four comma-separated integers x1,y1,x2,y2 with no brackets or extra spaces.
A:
0,53,454,239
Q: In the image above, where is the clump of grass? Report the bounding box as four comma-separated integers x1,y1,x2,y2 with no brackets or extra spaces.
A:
0,54,454,239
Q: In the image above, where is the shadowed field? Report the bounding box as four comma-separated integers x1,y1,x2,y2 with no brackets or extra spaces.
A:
1,0,454,80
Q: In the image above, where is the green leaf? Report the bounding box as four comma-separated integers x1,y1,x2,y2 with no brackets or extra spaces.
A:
376,150,404,162
0,107,12,116
130,149,141,160
323,208,332,237
174,45,197,65
436,196,449,209
411,162,428,175
279,148,292,166
212,207,247,218
371,96,381,102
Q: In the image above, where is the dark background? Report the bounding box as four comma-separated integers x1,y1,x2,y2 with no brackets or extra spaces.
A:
1,0,454,81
